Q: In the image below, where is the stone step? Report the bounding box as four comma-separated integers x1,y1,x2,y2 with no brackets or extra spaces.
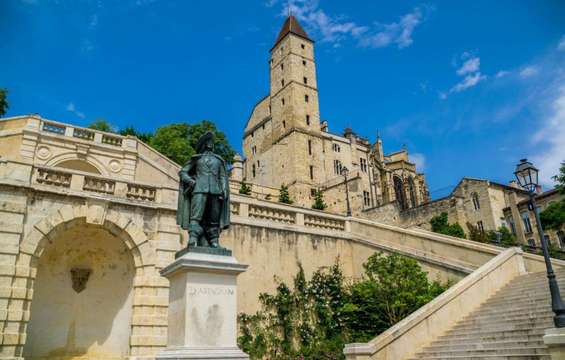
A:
423,339,545,352
437,327,547,341
431,334,547,347
452,316,552,331
408,354,551,360
416,346,548,357
457,311,551,325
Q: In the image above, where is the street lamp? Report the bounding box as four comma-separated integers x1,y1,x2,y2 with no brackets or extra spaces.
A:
341,166,352,217
514,158,565,327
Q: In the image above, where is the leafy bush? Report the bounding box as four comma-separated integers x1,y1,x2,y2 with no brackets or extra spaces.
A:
239,179,252,195
279,184,293,204
312,189,327,210
430,212,466,239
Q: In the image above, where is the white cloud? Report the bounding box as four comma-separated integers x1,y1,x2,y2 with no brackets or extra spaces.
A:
519,66,539,78
89,14,98,30
496,70,510,78
281,1,428,49
558,35,565,51
456,57,480,76
66,102,85,119
450,72,487,93
531,84,565,187
411,153,426,171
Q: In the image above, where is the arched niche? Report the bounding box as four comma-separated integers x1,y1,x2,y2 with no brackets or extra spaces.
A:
55,159,101,174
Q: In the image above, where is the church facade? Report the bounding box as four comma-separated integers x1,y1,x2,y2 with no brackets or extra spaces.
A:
241,16,429,215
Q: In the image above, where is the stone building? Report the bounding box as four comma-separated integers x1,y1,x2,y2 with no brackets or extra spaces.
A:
502,188,565,248
240,15,429,214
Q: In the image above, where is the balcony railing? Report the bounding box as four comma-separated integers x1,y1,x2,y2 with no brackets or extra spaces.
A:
40,120,128,148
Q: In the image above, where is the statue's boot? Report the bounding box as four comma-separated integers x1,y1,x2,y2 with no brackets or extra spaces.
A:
189,223,204,248
209,238,220,248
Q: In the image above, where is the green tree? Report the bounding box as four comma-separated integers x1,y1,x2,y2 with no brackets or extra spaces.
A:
430,212,466,239
553,161,565,195
239,179,252,195
88,118,114,132
540,201,565,230
343,253,447,342
278,184,293,204
312,189,327,210
497,226,519,247
0,88,8,117
119,126,154,143
149,121,235,165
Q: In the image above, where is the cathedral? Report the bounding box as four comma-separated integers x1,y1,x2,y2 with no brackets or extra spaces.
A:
241,15,429,214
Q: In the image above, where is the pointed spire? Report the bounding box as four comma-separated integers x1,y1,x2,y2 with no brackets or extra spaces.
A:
272,15,313,51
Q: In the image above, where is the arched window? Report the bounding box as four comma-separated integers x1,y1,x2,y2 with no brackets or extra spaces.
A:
394,176,407,210
472,192,480,211
408,177,417,208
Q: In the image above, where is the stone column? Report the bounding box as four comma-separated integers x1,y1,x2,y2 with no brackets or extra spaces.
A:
156,249,249,360
544,327,565,360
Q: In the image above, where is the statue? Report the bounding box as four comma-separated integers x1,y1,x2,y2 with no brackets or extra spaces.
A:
177,131,230,250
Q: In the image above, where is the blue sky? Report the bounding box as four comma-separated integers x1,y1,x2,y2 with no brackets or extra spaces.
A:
1,0,564,198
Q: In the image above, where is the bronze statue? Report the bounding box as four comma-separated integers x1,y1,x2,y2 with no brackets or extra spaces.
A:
177,131,230,250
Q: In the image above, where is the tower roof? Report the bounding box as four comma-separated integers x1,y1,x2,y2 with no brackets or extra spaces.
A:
271,15,313,50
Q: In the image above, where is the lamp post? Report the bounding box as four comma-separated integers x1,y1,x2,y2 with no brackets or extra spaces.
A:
341,166,352,217
514,158,565,327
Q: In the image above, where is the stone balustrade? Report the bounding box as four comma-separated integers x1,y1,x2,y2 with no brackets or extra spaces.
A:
41,120,132,149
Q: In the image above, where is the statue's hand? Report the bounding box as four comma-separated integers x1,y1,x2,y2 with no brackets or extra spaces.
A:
184,178,196,190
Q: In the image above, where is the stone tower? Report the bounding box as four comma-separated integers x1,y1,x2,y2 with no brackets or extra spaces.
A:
243,15,325,204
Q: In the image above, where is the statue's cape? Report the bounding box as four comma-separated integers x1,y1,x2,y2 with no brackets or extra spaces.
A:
176,153,231,230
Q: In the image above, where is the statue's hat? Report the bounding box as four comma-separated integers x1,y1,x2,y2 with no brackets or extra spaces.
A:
196,131,215,153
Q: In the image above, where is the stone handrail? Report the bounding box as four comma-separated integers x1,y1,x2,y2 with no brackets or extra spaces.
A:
343,247,528,360
40,119,134,150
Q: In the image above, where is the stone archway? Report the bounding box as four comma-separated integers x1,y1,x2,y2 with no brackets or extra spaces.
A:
16,203,155,360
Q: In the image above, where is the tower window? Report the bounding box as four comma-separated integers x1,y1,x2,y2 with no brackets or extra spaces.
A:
252,164,256,178
283,120,286,128
472,192,480,211
363,191,371,207
281,79,285,87
257,160,260,167
305,95,309,102
477,221,484,233
334,160,342,175
306,115,310,125
301,44,305,49
303,77,308,84
302,60,306,66
309,165,314,180
308,139,312,155
360,158,368,172
282,98,285,106
332,143,341,152
252,146,257,154
281,63,284,70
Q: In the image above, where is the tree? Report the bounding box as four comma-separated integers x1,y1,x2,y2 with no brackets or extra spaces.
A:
540,201,565,230
312,189,327,210
239,179,252,195
278,184,293,204
497,226,519,247
0,88,8,117
554,161,565,195
119,126,153,143
88,118,114,132
430,212,466,239
149,121,235,165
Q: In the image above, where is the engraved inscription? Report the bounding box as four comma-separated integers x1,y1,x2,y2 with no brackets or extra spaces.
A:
187,286,234,296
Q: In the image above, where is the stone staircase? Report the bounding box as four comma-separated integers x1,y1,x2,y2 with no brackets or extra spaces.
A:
409,269,565,360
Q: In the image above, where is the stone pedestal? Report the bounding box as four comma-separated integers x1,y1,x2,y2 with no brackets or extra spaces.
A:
544,327,565,360
156,250,249,360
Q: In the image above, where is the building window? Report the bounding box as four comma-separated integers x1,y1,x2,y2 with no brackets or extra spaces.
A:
477,221,484,233
305,94,309,102
521,212,533,233
301,43,305,49
283,120,286,128
309,165,314,180
252,146,257,155
558,231,565,248
363,191,370,207
334,160,342,175
360,158,368,172
257,160,260,167
302,60,306,66
304,77,308,84
527,238,536,248
252,164,256,178
306,115,310,125
332,143,341,152
507,217,516,235
281,63,284,70
308,139,312,155
310,188,317,197
472,192,480,211
281,79,284,86
545,235,552,247
281,98,285,106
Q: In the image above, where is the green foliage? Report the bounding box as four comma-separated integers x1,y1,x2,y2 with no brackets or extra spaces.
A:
312,189,327,210
430,212,466,239
88,118,114,132
118,126,154,143
540,200,565,231
0,88,8,117
238,254,449,359
498,226,519,247
279,184,293,204
149,120,235,165
239,179,252,195
554,161,565,195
